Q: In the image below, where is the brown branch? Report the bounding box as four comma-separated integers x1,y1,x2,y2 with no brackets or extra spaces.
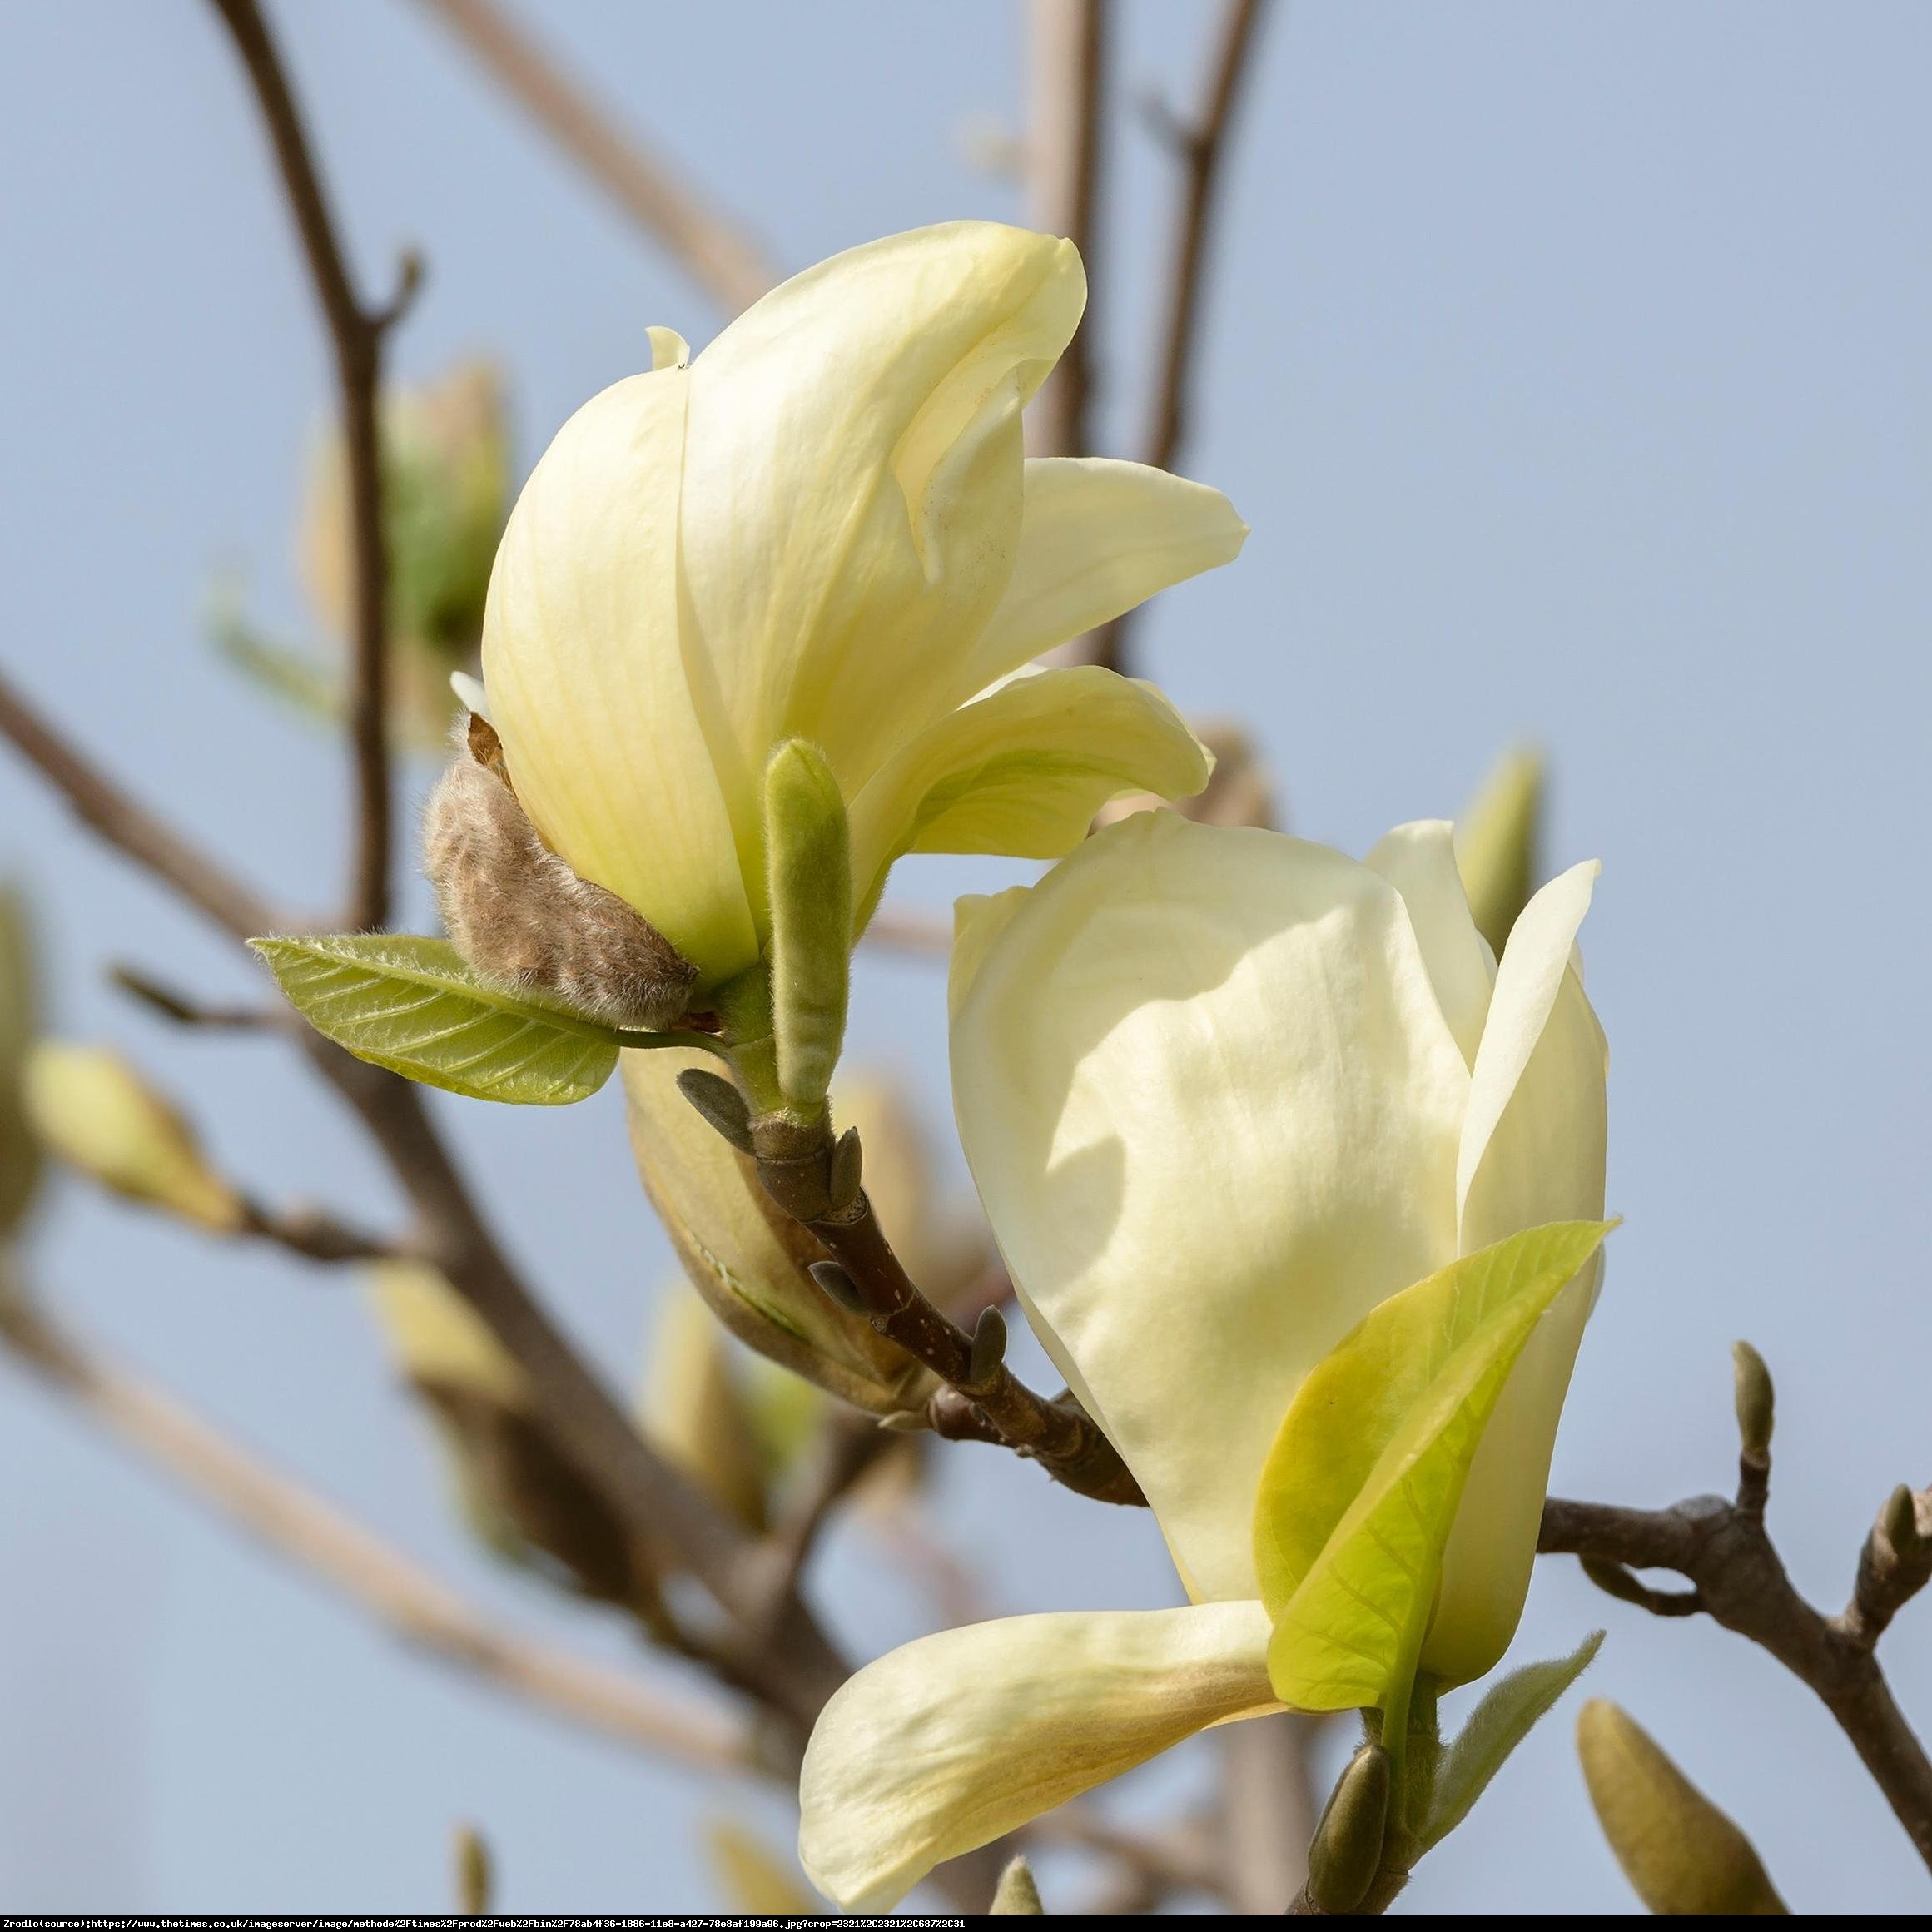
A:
1026,0,1109,459
0,1287,752,1774
1540,1385,1932,1874
1221,1714,1319,1910
109,961,279,1031
410,0,780,315
1088,0,1271,675
237,1194,400,1265
0,668,282,941
206,0,402,934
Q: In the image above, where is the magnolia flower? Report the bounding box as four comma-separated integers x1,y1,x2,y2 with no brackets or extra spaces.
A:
479,221,1244,991
798,811,1607,1907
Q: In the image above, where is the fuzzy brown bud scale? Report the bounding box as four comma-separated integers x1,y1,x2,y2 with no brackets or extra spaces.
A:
423,713,698,1031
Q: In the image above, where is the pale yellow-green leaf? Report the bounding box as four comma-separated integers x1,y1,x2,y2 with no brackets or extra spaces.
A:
25,1041,244,1233
1577,1699,1788,1915
1254,1219,1612,1714
1454,747,1544,956
1418,1628,1602,1848
639,1282,767,1531
253,933,645,1105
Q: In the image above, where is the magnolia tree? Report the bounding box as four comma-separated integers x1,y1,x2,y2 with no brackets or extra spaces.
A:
2,0,1926,1916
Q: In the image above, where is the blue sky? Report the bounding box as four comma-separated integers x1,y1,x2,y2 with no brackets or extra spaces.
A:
2,0,1930,1913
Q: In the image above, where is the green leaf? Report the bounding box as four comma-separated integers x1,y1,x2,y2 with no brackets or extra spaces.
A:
253,933,633,1105
1418,1629,1603,1850
1253,1219,1613,1721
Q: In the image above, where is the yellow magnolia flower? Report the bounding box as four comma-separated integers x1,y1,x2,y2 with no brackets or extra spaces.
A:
798,811,1607,1907
480,221,1244,990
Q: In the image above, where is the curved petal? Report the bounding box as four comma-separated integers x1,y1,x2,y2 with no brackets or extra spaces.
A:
797,1602,1278,1910
949,457,1248,698
951,813,1469,1603
1426,862,1609,1684
848,666,1210,922
679,223,1085,811
1367,820,1495,1069
483,367,756,986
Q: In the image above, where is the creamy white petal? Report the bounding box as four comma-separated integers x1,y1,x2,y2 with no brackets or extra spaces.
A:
847,666,1209,923
482,367,756,985
948,457,1249,699
1367,820,1496,1070
797,1602,1279,1910
951,812,1469,1602
1426,861,1608,1684
678,223,1085,814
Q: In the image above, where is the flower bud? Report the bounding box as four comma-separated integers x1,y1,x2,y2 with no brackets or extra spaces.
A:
24,1042,243,1233
764,738,852,1118
623,1049,935,1417
638,1282,767,1531
990,1855,1044,1914
705,1820,819,1915
1732,1339,1775,1462
1304,1742,1391,1914
452,1823,492,1917
1454,746,1544,956
1576,1699,1787,1915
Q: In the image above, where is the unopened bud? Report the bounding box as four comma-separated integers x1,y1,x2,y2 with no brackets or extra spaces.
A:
1732,1340,1775,1462
827,1124,863,1214
1454,746,1545,956
25,1041,243,1233
1577,1699,1786,1915
640,1283,767,1531
990,1855,1044,1914
452,1823,491,1916
676,1067,755,1153
807,1259,867,1315
424,733,697,1032
1880,1484,1923,1560
969,1304,1007,1386
764,739,852,1116
1305,1742,1390,1914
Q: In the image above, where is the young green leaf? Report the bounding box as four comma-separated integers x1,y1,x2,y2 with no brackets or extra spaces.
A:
254,933,631,1105
1418,1629,1603,1849
1253,1219,1613,1719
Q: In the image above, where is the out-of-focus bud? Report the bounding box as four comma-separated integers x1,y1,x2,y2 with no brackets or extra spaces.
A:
1453,746,1544,956
623,1049,936,1418
705,1820,820,1915
1094,717,1278,832
990,1855,1045,1914
24,1041,243,1233
763,739,852,1119
1576,1699,1787,1915
452,1822,492,1917
366,1262,656,1612
0,886,42,1237
1304,1742,1391,1915
639,1282,768,1531
1732,1340,1775,1463
835,1072,991,1308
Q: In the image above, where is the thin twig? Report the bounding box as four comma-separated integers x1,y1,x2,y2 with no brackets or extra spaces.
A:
110,961,279,1031
1088,0,1271,674
1221,1714,1319,1910
410,0,780,314
0,1288,752,1774
237,1195,400,1265
206,0,405,936
1540,1389,1932,1874
1026,0,1109,459
0,668,281,940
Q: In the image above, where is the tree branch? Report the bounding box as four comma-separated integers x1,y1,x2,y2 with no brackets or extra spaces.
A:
1026,0,1109,460
0,1285,752,1774
207,0,401,935
1540,1388,1932,1874
409,0,780,315
110,961,280,1031
236,1194,400,1264
1087,0,1271,674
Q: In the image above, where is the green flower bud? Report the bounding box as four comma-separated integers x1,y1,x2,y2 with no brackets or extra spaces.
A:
1732,1339,1775,1462
25,1041,242,1234
991,1855,1044,1914
1305,1742,1391,1914
1576,1699,1787,1915
452,1823,492,1918
1454,746,1544,956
